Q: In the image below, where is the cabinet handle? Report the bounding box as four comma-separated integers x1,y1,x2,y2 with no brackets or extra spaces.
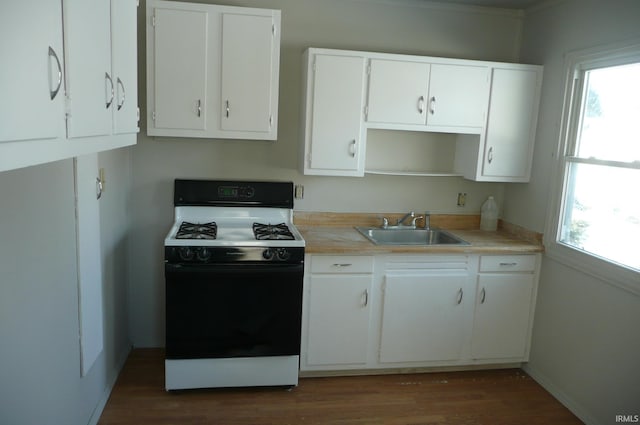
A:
499,262,518,266
349,140,357,157
105,72,114,109
363,289,369,307
196,99,202,117
116,77,125,111
96,177,103,200
332,263,353,268
418,96,425,114
456,288,463,305
487,147,493,164
48,46,62,100
480,287,486,304
225,100,230,118
429,96,436,114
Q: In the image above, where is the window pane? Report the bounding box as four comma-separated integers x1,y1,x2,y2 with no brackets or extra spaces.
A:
560,163,640,271
576,63,640,162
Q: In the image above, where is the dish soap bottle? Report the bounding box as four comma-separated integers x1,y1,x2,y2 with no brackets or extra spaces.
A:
480,196,498,231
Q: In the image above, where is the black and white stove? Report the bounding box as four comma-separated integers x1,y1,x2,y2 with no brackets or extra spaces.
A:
164,179,305,391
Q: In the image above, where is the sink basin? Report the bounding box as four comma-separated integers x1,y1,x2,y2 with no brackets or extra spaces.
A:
355,227,469,246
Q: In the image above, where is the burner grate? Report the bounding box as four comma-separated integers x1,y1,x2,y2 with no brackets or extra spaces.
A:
176,221,218,240
252,222,295,240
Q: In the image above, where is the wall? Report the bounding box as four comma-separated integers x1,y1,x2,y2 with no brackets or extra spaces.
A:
504,1,640,424
130,0,526,347
0,148,132,425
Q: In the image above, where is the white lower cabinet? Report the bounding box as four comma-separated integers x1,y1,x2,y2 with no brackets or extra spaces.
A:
301,255,374,370
301,253,540,374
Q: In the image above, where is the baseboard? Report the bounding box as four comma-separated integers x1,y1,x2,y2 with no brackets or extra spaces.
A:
523,363,600,425
87,343,133,425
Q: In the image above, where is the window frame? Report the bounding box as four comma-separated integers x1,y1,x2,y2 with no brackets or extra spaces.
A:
546,40,640,295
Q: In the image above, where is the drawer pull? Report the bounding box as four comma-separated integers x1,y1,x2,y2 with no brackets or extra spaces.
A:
363,289,369,307
499,262,518,266
480,287,486,304
332,263,353,268
456,288,463,305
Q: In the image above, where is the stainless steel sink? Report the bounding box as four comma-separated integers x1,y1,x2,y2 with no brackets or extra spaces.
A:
355,227,470,246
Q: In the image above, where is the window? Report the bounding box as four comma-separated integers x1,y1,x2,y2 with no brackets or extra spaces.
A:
555,48,640,273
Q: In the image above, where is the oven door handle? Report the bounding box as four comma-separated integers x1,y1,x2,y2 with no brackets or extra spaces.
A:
165,263,304,274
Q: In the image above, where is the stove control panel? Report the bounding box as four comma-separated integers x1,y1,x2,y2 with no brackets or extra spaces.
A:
218,185,255,199
165,246,304,264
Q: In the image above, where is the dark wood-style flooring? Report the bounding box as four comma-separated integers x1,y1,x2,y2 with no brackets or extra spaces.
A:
98,349,583,425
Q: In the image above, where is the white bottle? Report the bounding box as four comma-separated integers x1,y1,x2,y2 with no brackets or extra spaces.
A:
480,196,498,231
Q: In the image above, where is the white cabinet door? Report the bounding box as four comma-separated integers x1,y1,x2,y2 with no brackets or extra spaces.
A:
0,0,65,143
380,273,473,363
427,64,489,131
64,0,113,139
220,12,277,136
471,274,535,359
367,59,430,125
111,0,139,135
149,6,208,133
306,275,372,366
481,67,541,180
303,52,366,175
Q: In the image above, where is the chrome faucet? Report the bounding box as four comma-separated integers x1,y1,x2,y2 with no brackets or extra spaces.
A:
396,211,416,227
423,211,431,230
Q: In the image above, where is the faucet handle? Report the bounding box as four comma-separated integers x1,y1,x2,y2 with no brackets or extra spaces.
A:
381,217,389,229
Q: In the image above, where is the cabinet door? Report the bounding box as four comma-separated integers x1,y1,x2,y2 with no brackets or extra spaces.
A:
367,59,430,125
427,64,489,130
0,0,64,143
150,7,207,132
380,273,472,363
471,274,535,359
306,54,366,174
220,12,277,135
482,67,541,179
306,275,372,366
64,0,113,139
111,0,139,135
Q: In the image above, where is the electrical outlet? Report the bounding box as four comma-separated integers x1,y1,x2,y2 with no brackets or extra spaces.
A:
457,192,466,207
294,184,304,199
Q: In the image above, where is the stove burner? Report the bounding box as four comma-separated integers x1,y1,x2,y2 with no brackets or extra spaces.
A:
176,221,217,240
252,222,295,240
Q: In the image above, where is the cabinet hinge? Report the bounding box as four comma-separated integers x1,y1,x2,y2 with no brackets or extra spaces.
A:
136,107,141,123
366,64,371,75
364,105,369,119
272,23,276,37
269,115,273,128
152,111,156,121
151,15,156,27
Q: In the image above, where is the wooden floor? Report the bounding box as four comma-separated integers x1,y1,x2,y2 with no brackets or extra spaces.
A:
98,349,583,425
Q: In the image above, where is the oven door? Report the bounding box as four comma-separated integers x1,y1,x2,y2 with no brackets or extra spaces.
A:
165,262,303,360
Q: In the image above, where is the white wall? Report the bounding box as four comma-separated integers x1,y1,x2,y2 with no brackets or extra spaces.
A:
130,0,525,346
506,1,640,424
0,148,132,425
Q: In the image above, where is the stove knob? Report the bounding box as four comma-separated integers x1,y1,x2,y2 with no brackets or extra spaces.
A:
276,248,291,261
196,247,211,262
178,247,195,261
262,248,275,261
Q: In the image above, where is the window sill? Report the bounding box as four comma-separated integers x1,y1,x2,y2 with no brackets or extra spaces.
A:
543,240,640,297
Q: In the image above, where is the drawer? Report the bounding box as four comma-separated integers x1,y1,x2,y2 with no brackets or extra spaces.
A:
310,255,374,274
480,255,537,273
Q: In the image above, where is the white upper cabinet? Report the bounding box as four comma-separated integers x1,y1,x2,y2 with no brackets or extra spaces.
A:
366,59,430,125
0,0,138,173
111,0,140,135
150,5,208,133
426,64,489,131
480,67,542,180
0,0,65,144
301,50,367,176
146,0,281,140
64,0,113,139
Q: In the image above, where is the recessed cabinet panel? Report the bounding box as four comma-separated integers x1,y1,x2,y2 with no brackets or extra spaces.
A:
380,272,473,363
152,8,207,132
307,54,366,173
0,0,65,144
64,0,113,139
427,64,489,130
221,13,274,134
482,68,540,179
367,59,430,125
471,274,535,359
